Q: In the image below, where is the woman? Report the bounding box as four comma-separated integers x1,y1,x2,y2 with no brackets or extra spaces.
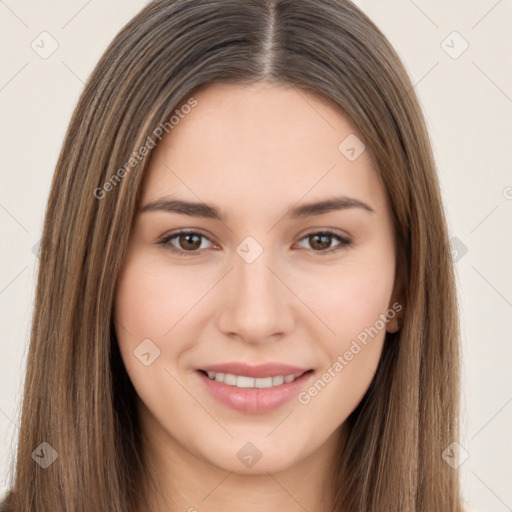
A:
1,0,464,510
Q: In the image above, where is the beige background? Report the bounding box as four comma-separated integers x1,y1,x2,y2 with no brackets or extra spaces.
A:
1,1,511,510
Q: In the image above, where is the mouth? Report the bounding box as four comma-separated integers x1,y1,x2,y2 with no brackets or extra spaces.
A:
197,368,313,388
195,365,315,414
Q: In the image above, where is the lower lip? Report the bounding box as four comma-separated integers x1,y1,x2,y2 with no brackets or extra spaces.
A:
197,370,314,414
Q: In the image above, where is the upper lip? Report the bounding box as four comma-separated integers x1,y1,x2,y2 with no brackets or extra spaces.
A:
197,362,313,378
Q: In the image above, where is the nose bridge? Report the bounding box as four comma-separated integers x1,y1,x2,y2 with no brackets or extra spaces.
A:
217,242,293,342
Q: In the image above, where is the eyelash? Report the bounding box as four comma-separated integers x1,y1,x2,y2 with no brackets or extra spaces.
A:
157,229,352,257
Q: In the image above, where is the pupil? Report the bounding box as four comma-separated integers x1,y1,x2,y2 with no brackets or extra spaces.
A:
311,234,330,250
181,234,200,250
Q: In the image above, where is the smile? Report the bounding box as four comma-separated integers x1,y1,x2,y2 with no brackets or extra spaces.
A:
202,370,305,388
196,367,315,414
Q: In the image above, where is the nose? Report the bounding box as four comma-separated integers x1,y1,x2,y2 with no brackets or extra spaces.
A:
216,247,295,345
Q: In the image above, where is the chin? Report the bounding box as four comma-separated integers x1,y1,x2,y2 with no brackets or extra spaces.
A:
197,433,312,475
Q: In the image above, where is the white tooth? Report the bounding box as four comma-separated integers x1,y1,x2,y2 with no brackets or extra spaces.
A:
224,373,238,386
255,377,273,388
272,375,285,386
236,375,255,388
207,371,303,387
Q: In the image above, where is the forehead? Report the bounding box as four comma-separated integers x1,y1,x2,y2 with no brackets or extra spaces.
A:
140,82,386,219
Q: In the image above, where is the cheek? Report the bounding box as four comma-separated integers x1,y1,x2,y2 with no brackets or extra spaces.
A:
299,258,395,350
114,254,211,343
292,254,395,417
113,254,205,397
113,255,207,417
322,281,388,376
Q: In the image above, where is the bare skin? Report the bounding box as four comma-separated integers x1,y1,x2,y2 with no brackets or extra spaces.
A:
114,82,402,512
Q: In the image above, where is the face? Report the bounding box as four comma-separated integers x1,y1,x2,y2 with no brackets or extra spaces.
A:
114,82,401,476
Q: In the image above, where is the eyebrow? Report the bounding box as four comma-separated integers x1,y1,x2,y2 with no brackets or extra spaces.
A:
140,195,375,220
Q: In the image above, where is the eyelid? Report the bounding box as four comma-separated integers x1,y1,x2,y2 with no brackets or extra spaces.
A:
157,229,217,256
293,229,352,254
158,228,352,256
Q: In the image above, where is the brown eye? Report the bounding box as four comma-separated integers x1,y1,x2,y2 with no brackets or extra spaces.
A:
296,230,351,254
177,233,202,251
159,231,214,255
159,229,351,257
309,233,332,251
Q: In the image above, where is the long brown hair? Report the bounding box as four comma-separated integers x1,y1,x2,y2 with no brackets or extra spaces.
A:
1,1,463,510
